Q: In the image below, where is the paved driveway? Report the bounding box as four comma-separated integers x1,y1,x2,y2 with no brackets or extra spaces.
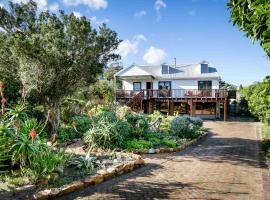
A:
56,121,270,200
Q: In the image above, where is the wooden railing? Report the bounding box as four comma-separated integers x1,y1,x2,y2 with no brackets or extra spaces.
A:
116,89,228,99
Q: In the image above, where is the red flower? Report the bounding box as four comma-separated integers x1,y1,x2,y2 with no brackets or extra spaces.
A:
29,129,37,144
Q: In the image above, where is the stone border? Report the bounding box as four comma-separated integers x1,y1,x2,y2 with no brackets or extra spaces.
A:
132,132,208,154
28,154,145,200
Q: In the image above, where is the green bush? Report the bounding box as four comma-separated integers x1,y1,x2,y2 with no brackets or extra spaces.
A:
126,113,149,137
148,111,173,134
30,148,71,179
73,115,92,134
262,125,270,163
161,138,177,148
123,139,152,150
171,116,203,139
0,133,12,173
57,125,78,143
84,118,130,151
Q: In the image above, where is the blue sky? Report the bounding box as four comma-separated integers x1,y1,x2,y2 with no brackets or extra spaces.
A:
1,0,270,86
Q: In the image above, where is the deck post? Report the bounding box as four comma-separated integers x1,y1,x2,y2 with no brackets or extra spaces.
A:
224,100,228,121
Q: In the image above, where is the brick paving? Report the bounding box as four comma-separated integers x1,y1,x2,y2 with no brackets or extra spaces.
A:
56,121,270,200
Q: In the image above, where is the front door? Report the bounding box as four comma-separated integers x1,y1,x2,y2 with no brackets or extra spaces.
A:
146,82,153,98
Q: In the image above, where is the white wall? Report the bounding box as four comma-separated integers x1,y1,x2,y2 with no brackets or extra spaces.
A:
122,79,152,90
152,79,219,90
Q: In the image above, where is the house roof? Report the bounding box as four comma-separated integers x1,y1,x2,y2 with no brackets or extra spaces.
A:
115,62,220,80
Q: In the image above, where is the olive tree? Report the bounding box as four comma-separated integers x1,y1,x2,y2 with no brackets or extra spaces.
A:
0,1,121,138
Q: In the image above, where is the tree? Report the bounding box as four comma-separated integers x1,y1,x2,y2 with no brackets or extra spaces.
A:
0,32,21,103
240,76,270,124
0,1,121,138
228,0,270,58
104,65,122,81
219,79,237,90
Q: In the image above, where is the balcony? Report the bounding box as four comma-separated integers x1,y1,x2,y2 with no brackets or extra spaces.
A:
115,89,228,100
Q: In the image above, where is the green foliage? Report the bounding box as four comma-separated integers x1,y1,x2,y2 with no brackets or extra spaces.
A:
73,115,92,134
148,111,174,134
57,125,78,143
123,139,153,150
262,125,270,163
228,0,270,57
0,1,121,134
30,149,71,178
240,77,270,124
69,156,98,174
126,113,149,137
219,79,237,90
84,118,130,151
161,138,177,148
0,133,12,173
90,80,115,103
171,116,204,139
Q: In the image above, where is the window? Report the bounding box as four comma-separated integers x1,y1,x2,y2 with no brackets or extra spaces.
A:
162,65,169,74
198,81,212,90
201,64,208,73
158,81,171,90
133,82,141,91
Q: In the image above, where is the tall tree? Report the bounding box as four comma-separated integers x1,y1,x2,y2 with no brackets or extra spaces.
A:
0,1,121,138
228,0,270,58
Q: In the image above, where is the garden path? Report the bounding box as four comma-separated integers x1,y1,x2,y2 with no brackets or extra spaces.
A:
56,121,270,200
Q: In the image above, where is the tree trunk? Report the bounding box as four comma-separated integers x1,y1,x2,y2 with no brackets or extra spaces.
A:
47,100,60,142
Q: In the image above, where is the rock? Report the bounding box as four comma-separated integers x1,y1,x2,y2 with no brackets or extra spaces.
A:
36,178,49,186
135,157,145,165
169,148,174,152
159,148,166,153
32,189,51,200
107,166,116,174
58,181,85,196
148,148,156,154
55,166,64,174
83,176,96,186
93,175,104,184
155,149,161,154
50,188,60,197
97,169,107,175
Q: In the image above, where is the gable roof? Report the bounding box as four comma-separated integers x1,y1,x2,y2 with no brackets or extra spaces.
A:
115,62,220,80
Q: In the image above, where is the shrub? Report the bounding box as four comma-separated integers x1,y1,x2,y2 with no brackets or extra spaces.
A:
126,113,149,137
116,106,133,120
171,116,203,139
148,111,173,134
73,115,92,134
30,148,71,179
84,118,130,151
161,138,177,148
57,125,78,143
0,133,12,173
123,139,152,150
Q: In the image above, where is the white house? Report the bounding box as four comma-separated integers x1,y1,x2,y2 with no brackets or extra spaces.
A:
114,61,228,120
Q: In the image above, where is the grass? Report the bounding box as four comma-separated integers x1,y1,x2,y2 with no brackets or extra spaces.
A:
262,124,270,164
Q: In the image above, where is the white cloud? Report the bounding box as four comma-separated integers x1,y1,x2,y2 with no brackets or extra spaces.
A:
63,0,107,10
12,0,47,10
90,16,109,25
188,9,196,16
155,0,166,11
155,0,166,20
49,3,59,12
134,10,147,18
115,34,147,58
143,46,166,65
73,11,82,18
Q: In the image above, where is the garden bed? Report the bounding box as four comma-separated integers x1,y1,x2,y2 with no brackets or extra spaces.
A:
131,132,208,154
0,149,145,200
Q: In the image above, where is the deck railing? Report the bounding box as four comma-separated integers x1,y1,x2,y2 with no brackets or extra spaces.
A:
115,89,228,99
